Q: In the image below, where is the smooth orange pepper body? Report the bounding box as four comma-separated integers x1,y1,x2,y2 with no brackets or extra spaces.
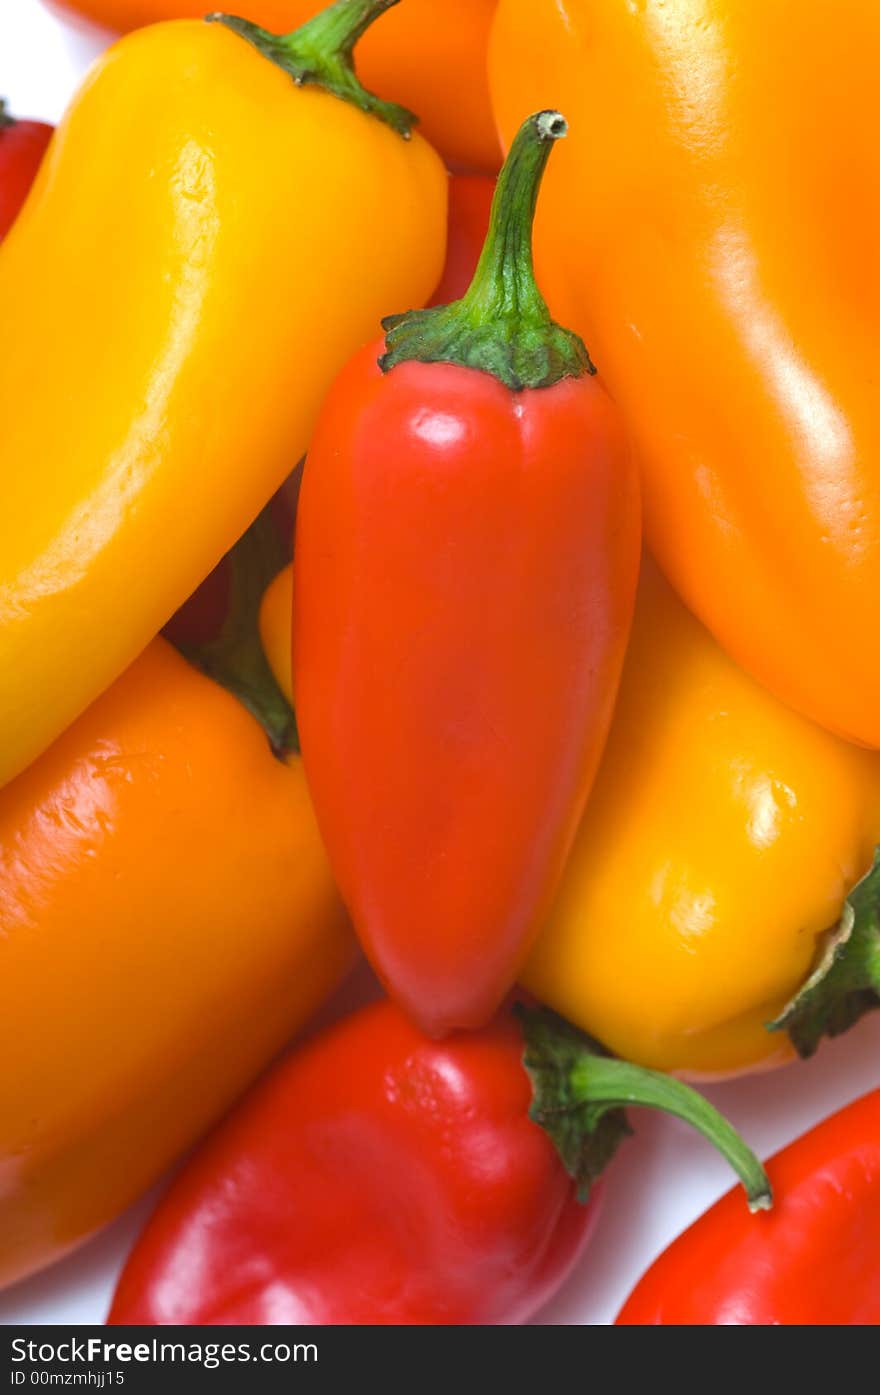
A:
490,0,880,746
0,12,446,789
50,0,500,172
522,562,880,1079
0,636,354,1289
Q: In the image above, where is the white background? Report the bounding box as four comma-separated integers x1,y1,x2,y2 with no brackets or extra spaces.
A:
2,0,880,1328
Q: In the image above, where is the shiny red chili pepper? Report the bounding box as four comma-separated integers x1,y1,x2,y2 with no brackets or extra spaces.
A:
0,100,53,240
617,1089,880,1325
292,112,640,1035
108,1001,769,1326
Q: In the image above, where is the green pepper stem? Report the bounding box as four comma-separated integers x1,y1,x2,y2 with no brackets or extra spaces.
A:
519,1006,772,1211
573,1056,771,1210
276,0,398,66
209,0,415,138
0,99,14,129
464,110,567,326
380,111,594,390
174,504,298,760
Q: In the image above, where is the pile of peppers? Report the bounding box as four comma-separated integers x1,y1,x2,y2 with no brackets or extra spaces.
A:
1,0,879,1328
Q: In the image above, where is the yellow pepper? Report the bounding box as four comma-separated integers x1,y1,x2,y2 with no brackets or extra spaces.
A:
522,562,880,1079
0,0,446,788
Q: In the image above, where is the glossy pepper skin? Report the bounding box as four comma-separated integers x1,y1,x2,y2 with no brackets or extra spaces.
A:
293,114,639,1035
108,1001,769,1325
51,0,499,173
0,528,354,1289
0,1,446,790
491,0,880,746
523,561,880,1080
0,101,53,240
618,1090,880,1325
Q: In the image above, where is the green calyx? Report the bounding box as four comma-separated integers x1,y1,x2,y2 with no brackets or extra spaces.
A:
380,110,594,391
768,848,880,1057
208,0,415,138
175,503,298,760
0,99,14,129
518,1005,772,1212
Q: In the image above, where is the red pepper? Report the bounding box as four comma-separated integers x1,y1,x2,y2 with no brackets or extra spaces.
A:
108,1002,769,1325
617,1089,880,1325
0,100,53,240
292,112,640,1034
429,173,494,306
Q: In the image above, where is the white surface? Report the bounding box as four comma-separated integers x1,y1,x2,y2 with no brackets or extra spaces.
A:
2,0,880,1328
0,1,108,121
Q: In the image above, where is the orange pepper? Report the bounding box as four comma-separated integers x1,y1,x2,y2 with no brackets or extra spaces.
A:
50,0,501,172
0,519,354,1290
490,0,880,746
